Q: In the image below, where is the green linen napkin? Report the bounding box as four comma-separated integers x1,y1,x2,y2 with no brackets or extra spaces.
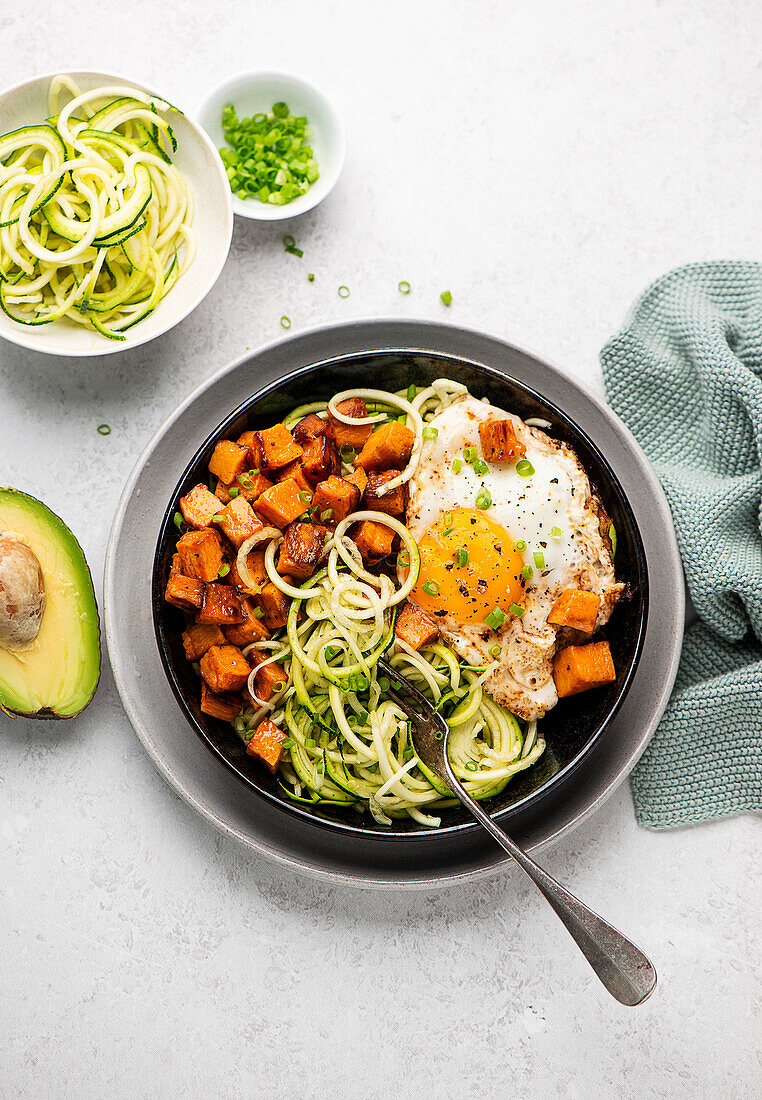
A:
601,261,762,829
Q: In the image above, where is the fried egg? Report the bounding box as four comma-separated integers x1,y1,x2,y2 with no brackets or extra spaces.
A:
405,395,622,720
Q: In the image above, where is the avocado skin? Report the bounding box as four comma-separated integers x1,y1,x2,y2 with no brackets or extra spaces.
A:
0,488,101,720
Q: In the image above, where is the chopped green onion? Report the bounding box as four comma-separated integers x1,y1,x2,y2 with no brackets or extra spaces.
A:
422,580,440,596
272,681,284,692
281,738,294,749
440,290,453,306
280,315,291,329
464,760,479,772
455,549,469,568
422,426,438,440
377,676,390,692
488,643,501,657
521,564,533,580
514,539,527,552
308,273,315,282
452,459,463,473
397,414,408,425
516,459,535,477
509,602,525,618
320,508,333,521
475,486,492,509
211,515,224,524
399,281,411,294
220,102,319,207
298,490,311,503
340,444,356,462
534,551,545,569
473,459,488,476
283,235,303,257
484,606,507,629
443,512,453,525
218,563,230,578
250,606,264,619
610,523,617,558
338,285,350,298
463,446,477,461
551,526,562,539
97,423,111,435
397,550,410,568
228,486,240,498
406,384,416,401
324,645,340,661
173,512,184,531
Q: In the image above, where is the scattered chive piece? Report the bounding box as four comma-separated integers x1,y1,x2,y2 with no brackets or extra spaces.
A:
521,564,533,580
397,550,410,568
281,738,294,749
406,384,416,402
308,273,315,282
534,551,545,569
397,414,408,424
211,514,224,524
509,602,525,618
440,290,453,306
219,101,319,206
320,508,333,521
488,643,501,657
228,486,240,498
514,539,527,552
610,523,617,557
298,490,311,503
484,606,506,629
338,285,350,298
473,459,488,476
273,681,284,692
443,512,453,525
475,486,492,509
399,281,411,294
452,459,463,473
551,526,562,539
442,528,454,536
325,645,340,660
283,235,303,257
280,315,291,328
251,607,264,619
516,459,535,477
463,446,477,461
218,563,230,578
455,548,469,568
97,423,111,435
464,760,479,772
422,426,438,440
173,512,184,531
377,676,390,692
339,444,356,461
422,580,440,596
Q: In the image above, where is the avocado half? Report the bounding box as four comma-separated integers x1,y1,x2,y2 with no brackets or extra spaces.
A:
0,489,101,719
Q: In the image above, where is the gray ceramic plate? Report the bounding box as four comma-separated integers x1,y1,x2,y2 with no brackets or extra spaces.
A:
104,319,685,889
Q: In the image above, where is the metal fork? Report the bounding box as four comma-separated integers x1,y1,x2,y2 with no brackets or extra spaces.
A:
377,656,657,1006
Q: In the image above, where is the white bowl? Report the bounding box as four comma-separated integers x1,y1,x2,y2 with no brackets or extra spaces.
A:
0,70,233,357
197,71,345,221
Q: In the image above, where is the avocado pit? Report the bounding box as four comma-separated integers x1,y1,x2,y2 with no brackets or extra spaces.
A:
0,536,46,649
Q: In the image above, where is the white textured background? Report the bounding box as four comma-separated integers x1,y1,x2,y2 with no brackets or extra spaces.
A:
1,2,760,1097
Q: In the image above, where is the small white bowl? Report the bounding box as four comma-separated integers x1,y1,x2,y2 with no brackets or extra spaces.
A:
197,71,345,221
0,70,233,358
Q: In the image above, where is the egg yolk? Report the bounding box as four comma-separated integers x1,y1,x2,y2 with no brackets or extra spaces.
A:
410,509,526,623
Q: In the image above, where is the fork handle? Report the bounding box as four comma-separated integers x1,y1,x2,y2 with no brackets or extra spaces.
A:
459,787,656,1006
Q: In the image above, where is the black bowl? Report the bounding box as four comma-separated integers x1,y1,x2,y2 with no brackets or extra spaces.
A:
152,350,648,841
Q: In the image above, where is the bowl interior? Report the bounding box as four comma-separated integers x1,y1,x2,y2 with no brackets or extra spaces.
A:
196,71,345,221
153,351,649,841
0,70,232,357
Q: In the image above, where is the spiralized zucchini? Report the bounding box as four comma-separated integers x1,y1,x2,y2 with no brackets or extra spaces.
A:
0,75,195,339
233,381,546,827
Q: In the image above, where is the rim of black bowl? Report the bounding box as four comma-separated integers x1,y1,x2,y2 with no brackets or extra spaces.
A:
152,350,649,842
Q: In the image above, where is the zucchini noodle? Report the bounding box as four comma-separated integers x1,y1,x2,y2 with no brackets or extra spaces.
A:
0,76,195,339
228,382,547,825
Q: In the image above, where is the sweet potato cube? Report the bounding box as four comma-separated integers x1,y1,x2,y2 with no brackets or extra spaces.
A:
208,440,250,485
200,644,251,695
248,654,289,703
217,495,263,549
245,718,287,773
395,602,439,650
256,580,293,629
345,468,368,496
553,641,616,698
478,419,527,463
177,529,225,582
236,430,265,469
165,572,204,611
356,422,415,472
292,413,330,443
216,471,273,505
277,460,313,495
255,424,303,470
255,480,309,528
230,548,267,593
328,398,373,449
277,522,327,580
223,597,270,646
196,582,244,625
311,475,360,526
200,682,241,721
300,435,339,484
548,589,601,634
364,470,407,516
352,519,394,563
182,623,226,661
179,483,223,529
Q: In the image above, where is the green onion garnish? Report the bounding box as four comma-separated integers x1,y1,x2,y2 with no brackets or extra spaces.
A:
339,444,356,461
463,446,477,461
521,564,533,580
280,315,291,328
455,549,468,568
377,676,390,692
273,681,284,692
484,606,506,629
308,273,315,282
422,580,440,596
298,490,311,503
516,459,535,477
325,645,340,661
534,551,545,569
452,459,463,473
488,643,501,657
406,384,416,401
397,551,410,568
475,486,492,509
283,235,303,257
473,459,488,476
464,760,478,772
440,290,453,306
251,606,264,619
281,738,294,749
551,526,562,539
218,563,230,578
443,512,453,525
610,523,617,558
97,423,111,435
399,281,411,294
422,426,438,440
320,508,333,521
509,602,525,618
173,512,184,531
228,486,240,498
514,539,527,552
219,101,319,206
338,285,350,298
